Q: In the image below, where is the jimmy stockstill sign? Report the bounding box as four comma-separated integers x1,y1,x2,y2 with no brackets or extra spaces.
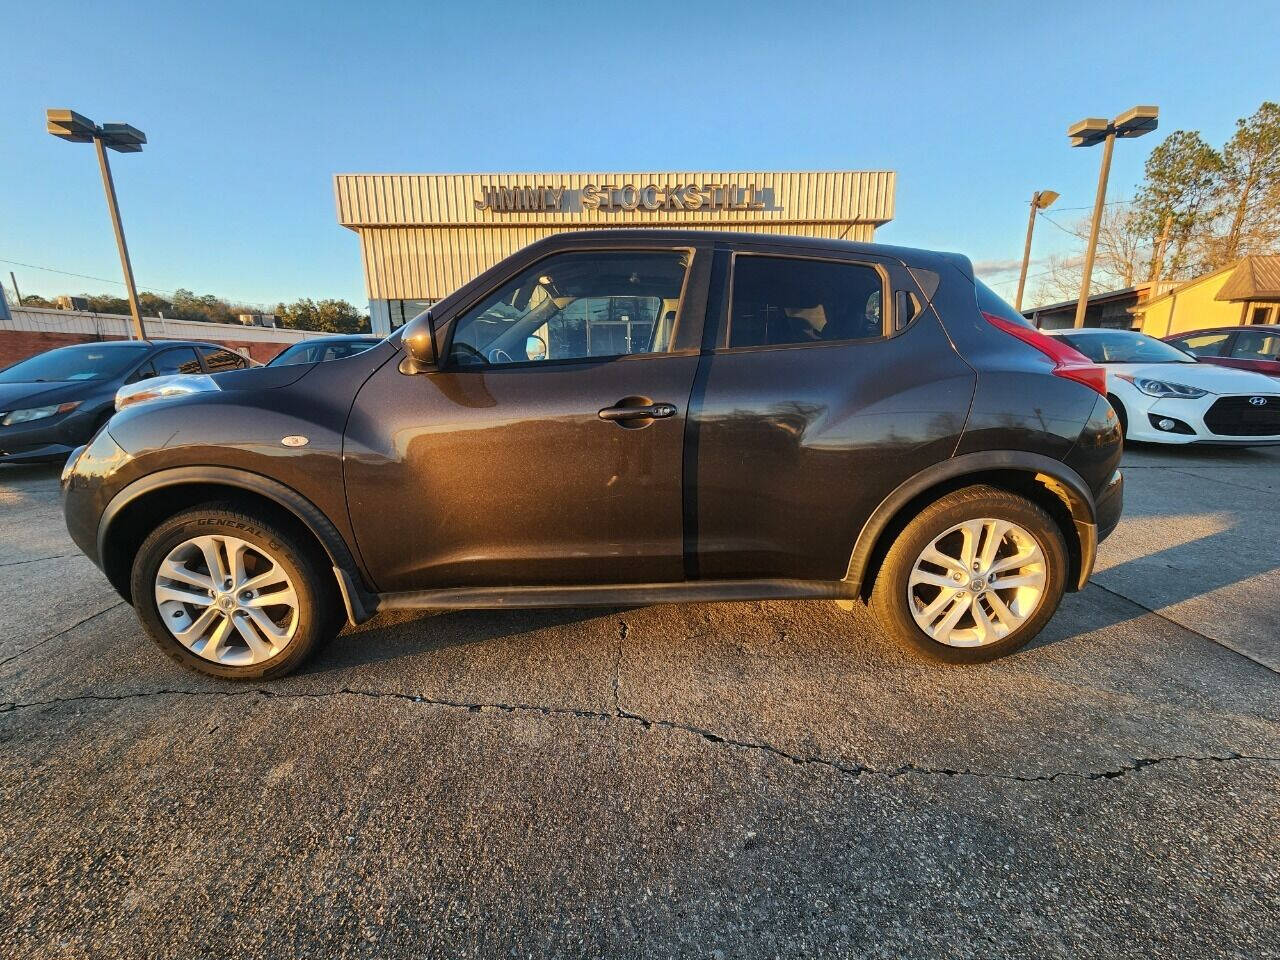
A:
474,182,773,213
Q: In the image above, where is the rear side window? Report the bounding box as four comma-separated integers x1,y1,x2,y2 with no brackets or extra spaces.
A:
1229,330,1280,360
975,279,1034,329
728,256,883,348
198,346,248,371
151,347,202,376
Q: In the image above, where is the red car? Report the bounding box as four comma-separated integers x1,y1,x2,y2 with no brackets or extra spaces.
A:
1164,325,1280,377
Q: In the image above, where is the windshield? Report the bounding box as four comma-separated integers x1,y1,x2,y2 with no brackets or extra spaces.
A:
1055,331,1196,364
268,340,379,366
0,343,151,383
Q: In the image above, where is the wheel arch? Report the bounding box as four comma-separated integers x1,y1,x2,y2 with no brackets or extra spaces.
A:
846,451,1098,598
98,466,376,623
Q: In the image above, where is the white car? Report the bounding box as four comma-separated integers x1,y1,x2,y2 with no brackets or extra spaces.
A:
1049,328,1280,446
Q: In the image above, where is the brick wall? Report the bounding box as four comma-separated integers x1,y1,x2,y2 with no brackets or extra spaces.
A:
0,330,292,370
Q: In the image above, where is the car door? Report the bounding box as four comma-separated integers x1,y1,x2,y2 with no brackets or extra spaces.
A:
685,244,975,582
344,244,710,593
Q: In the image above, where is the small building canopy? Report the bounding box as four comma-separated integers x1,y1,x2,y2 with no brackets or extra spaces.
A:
1215,255,1280,302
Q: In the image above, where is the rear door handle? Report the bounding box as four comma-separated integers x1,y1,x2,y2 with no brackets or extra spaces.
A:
598,401,678,422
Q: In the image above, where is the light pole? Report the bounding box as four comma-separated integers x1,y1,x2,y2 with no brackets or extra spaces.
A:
1014,189,1059,313
46,109,149,340
1068,105,1158,328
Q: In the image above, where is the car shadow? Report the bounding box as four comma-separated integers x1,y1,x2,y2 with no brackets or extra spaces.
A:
299,605,631,676
0,462,64,481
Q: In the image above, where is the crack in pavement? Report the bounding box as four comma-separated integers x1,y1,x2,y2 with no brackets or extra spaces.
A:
2,682,1277,785
1170,468,1278,496
613,619,627,713
0,601,127,669
0,552,81,568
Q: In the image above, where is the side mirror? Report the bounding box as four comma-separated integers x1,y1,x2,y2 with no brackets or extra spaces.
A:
400,310,438,374
526,335,547,361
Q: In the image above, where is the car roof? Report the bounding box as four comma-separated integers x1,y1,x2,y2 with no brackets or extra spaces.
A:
290,334,381,344
46,339,214,350
524,228,976,278
1048,328,1143,336
1169,324,1280,336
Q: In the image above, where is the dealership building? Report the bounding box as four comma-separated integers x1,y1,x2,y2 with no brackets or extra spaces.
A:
334,171,896,335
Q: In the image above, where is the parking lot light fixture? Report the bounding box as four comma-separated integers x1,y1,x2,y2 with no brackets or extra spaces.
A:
46,108,149,340
1015,189,1059,314
1069,105,1158,329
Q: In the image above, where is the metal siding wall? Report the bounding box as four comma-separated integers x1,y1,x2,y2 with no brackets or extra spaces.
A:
334,172,895,300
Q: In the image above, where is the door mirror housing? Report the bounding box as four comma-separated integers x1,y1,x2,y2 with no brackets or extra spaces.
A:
526,335,547,361
400,310,438,374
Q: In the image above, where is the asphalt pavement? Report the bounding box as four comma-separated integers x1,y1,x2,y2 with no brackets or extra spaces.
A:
1,444,1277,959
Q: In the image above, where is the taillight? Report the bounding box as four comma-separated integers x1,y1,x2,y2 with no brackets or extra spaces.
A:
982,312,1107,396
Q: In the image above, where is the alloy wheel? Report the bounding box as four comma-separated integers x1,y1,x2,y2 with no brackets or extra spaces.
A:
153,534,298,666
906,518,1047,647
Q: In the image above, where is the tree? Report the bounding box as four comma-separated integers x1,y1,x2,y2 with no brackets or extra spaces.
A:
1135,130,1223,278
1204,101,1280,268
275,298,370,334
1028,205,1148,305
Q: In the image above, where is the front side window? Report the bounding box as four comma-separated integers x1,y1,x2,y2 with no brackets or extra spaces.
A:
1230,329,1280,360
448,250,689,367
728,256,883,348
1178,332,1229,356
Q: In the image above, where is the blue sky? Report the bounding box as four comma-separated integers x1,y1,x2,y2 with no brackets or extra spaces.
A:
3,0,1278,310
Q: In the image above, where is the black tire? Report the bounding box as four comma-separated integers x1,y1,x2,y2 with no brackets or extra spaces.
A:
130,503,341,680
1108,394,1129,438
869,485,1068,664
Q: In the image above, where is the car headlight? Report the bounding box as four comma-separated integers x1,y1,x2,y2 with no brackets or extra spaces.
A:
1116,375,1209,399
115,374,221,411
1,401,81,426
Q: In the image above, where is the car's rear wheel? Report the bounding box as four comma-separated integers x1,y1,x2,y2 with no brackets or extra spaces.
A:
870,485,1068,663
130,505,341,679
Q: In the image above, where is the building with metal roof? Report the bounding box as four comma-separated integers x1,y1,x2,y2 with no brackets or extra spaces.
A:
1135,255,1280,336
334,172,896,335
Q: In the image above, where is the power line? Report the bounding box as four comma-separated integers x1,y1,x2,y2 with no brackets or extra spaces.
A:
1036,211,1081,238
0,256,272,308
1047,198,1135,213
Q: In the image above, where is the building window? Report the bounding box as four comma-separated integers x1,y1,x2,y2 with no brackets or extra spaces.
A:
1249,305,1273,325
389,299,435,331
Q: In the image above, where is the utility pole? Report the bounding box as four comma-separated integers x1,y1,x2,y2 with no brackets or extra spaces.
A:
1073,130,1116,329
46,109,149,341
1067,106,1159,329
1015,189,1059,312
8,271,23,306
92,134,146,339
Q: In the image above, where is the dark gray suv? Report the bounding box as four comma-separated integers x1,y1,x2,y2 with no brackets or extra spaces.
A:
63,231,1123,679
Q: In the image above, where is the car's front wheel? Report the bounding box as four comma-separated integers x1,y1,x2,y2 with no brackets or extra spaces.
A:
130,505,341,679
870,485,1068,663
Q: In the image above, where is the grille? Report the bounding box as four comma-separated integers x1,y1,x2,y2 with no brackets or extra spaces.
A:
1203,395,1280,436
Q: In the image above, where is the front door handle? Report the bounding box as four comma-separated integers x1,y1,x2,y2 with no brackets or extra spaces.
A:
598,400,678,424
